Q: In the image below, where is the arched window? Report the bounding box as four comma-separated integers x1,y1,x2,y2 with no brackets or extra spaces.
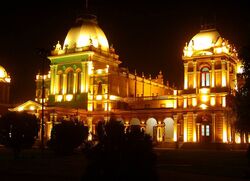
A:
201,67,210,87
77,71,81,93
58,73,63,94
67,70,74,94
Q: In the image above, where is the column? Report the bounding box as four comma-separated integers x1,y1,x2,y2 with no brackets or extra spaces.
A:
226,61,230,87
63,74,67,94
221,60,226,87
211,60,215,88
193,113,197,142
184,63,188,89
81,62,86,93
212,113,216,142
183,114,188,142
193,62,197,89
73,72,77,94
173,115,178,142
50,65,55,94
55,74,59,94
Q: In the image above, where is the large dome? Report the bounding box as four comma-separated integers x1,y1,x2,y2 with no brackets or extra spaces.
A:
188,29,222,51
183,28,238,58
63,15,109,52
0,65,7,78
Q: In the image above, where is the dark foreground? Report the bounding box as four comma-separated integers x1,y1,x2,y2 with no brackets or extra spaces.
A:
0,146,249,181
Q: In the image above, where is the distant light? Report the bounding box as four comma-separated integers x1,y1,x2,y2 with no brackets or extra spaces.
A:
66,94,73,101
200,104,207,110
29,106,35,111
18,107,24,112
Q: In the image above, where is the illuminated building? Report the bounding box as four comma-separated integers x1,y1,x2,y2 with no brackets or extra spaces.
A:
0,65,11,115
12,16,246,144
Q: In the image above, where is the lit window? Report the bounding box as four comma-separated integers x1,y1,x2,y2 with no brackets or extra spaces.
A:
67,70,74,94
206,125,210,136
201,125,205,136
201,67,210,87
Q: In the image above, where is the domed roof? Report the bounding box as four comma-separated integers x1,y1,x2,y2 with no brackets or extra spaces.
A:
63,15,109,52
188,29,222,51
0,65,7,78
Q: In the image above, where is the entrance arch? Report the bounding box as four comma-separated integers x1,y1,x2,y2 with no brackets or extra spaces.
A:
130,118,140,125
163,117,174,142
145,118,157,140
196,114,212,143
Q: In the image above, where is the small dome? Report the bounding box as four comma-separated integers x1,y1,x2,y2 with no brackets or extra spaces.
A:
63,15,109,51
0,65,7,78
188,29,222,51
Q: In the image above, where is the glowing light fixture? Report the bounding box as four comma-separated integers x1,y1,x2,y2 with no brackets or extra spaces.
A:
66,94,73,101
96,95,102,100
200,104,207,110
18,107,24,112
201,95,209,102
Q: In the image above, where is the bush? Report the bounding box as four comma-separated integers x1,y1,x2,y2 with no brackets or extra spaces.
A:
82,118,158,181
48,120,88,155
0,111,39,157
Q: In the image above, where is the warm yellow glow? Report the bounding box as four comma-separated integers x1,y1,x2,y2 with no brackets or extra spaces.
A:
88,103,93,111
235,133,241,144
56,95,63,102
104,94,108,99
158,121,161,124
173,100,177,109
88,133,92,141
184,78,188,89
210,97,216,106
0,66,7,78
183,98,187,108
184,128,187,142
108,103,112,111
4,77,11,83
29,106,35,111
173,132,177,142
104,102,108,111
109,95,116,100
192,97,197,107
96,69,103,74
215,47,222,54
201,95,209,102
223,129,227,143
222,96,226,107
106,65,109,73
66,94,73,101
141,121,145,124
200,88,210,94
63,20,109,51
200,104,207,110
165,100,174,108
193,131,197,142
237,63,243,74
18,107,24,112
222,75,226,87
96,95,102,100
173,90,177,95
88,62,93,75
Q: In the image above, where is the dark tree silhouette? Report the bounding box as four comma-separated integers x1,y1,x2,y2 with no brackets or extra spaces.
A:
0,111,39,158
48,119,88,155
82,117,158,181
233,39,250,143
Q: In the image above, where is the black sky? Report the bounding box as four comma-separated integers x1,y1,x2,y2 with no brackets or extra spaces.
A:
0,0,249,103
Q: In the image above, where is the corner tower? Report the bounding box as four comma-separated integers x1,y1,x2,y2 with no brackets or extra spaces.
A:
47,14,120,111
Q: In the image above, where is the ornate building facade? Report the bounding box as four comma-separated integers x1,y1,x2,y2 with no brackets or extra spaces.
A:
13,15,246,144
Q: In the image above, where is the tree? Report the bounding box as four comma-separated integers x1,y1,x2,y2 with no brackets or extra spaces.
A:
0,111,39,158
234,39,250,143
48,119,88,155
82,117,158,181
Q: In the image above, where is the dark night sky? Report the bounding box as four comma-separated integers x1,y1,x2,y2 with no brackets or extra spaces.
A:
0,0,249,103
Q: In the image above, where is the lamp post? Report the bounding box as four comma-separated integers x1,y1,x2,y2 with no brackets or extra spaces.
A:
38,48,49,151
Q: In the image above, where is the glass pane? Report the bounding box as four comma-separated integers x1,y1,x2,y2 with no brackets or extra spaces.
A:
201,125,205,136
206,125,210,136
202,73,205,87
206,73,210,86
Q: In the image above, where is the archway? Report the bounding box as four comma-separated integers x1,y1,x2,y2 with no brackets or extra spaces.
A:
145,118,157,140
196,114,212,143
130,118,140,125
163,117,174,142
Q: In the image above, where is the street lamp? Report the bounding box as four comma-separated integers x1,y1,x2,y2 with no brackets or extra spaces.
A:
37,48,49,151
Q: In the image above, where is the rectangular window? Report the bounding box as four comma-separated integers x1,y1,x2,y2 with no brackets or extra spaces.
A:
206,125,210,136
201,125,205,136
